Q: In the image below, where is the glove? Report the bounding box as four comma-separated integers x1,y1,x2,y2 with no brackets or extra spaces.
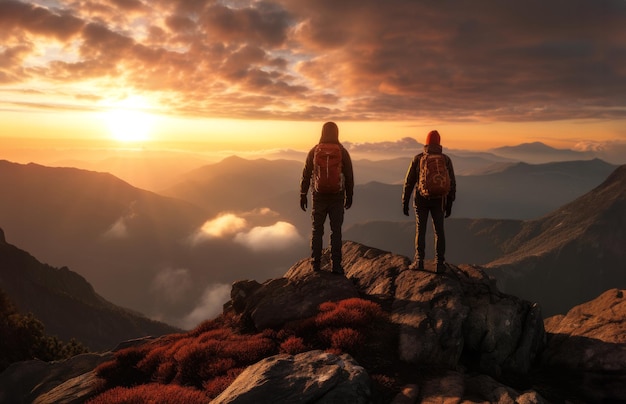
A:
445,201,453,218
300,194,308,211
344,194,353,210
402,203,409,216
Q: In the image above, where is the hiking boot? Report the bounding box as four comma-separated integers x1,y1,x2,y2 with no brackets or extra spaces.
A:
311,262,321,272
436,262,446,273
331,264,344,275
408,260,424,271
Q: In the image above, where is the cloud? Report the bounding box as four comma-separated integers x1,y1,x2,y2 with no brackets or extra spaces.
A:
573,139,626,164
2,0,625,122
344,137,420,154
192,210,303,250
242,207,280,218
102,201,138,239
180,283,231,329
193,213,248,243
150,267,194,304
102,217,129,239
234,221,304,251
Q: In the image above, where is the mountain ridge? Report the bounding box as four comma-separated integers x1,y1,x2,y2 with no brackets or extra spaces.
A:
0,228,180,351
483,165,626,315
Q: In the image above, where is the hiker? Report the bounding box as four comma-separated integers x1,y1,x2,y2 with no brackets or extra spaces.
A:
300,121,354,274
402,130,456,273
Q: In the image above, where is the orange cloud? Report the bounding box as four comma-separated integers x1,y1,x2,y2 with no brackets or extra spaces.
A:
1,0,625,123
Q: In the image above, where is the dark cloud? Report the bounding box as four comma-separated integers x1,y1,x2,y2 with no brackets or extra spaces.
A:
2,0,626,122
0,1,84,40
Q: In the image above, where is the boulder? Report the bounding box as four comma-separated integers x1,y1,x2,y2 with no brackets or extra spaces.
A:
543,288,626,371
543,288,626,402
211,350,370,404
0,337,152,404
229,272,359,331
415,371,547,404
0,352,112,404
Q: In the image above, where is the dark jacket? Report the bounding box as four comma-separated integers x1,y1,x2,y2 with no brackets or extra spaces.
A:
300,132,354,199
402,144,456,207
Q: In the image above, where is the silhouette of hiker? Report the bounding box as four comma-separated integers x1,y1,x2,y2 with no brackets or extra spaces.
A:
402,130,456,273
300,122,354,274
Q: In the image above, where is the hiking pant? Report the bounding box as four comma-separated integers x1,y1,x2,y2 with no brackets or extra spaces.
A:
415,197,446,264
311,192,344,268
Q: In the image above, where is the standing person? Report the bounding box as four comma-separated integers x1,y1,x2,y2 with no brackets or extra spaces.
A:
402,130,456,273
300,121,354,274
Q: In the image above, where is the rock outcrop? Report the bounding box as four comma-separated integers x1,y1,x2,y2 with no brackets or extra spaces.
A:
0,337,152,404
542,288,626,402
238,241,545,378
212,350,370,404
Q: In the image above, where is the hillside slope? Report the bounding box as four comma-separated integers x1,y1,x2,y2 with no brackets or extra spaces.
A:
486,165,626,315
0,228,179,351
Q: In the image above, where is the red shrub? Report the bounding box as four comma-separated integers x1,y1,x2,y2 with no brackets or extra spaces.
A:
325,347,343,356
315,298,384,329
338,298,385,320
154,360,177,384
319,301,338,312
92,297,388,401
88,383,209,404
330,327,364,352
197,328,233,343
173,342,221,387
203,368,243,399
137,345,168,375
261,328,278,339
276,328,295,340
279,336,307,355
221,334,277,365
95,346,151,388
204,357,236,378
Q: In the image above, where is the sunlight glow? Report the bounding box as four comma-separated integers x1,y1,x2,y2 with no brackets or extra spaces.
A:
100,96,156,143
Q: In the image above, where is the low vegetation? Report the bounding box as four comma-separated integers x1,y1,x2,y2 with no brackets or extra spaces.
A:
0,289,88,372
90,297,396,403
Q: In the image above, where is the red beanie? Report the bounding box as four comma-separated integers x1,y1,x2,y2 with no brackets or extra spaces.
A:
425,130,440,145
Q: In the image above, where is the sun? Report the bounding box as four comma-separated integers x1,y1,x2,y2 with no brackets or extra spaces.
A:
100,96,156,143
105,108,154,142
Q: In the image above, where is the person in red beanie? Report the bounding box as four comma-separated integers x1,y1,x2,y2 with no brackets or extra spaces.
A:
401,130,456,273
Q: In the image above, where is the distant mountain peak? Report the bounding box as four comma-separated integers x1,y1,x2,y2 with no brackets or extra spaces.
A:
491,141,555,152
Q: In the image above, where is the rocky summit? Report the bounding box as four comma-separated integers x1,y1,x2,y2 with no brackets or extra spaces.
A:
234,241,545,378
1,241,625,403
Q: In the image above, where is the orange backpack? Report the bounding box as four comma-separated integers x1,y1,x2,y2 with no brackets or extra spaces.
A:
313,143,344,193
418,153,451,198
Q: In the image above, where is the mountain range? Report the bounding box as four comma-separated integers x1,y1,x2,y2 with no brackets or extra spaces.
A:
32,140,626,193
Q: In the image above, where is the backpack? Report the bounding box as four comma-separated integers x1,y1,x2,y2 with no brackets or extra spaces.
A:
313,143,344,193
418,153,451,198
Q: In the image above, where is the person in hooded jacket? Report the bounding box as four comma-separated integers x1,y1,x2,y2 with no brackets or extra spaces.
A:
300,122,354,274
402,130,456,273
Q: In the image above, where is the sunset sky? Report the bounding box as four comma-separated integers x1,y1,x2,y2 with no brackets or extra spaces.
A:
1,0,626,157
